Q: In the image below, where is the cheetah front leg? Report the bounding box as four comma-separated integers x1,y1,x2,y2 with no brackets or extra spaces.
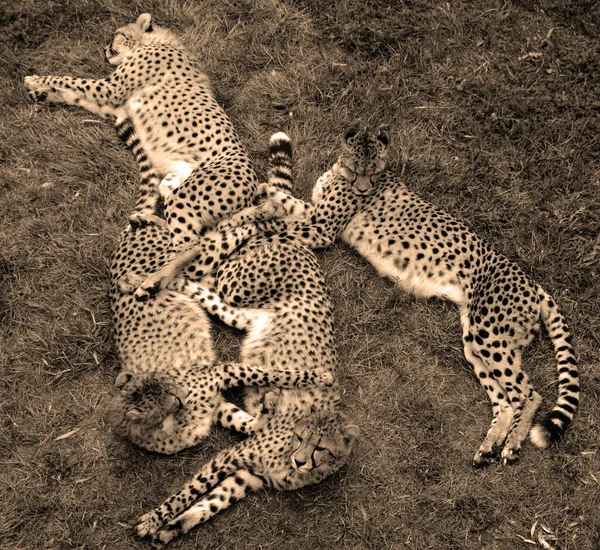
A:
132,224,263,300
24,75,121,117
150,470,265,548
213,362,334,392
135,448,241,538
214,401,257,435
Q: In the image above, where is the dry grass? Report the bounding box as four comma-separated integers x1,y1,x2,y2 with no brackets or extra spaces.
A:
2,0,599,548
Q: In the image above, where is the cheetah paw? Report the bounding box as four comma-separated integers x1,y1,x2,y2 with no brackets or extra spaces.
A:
254,183,277,201
129,212,168,230
24,76,69,103
134,511,162,538
151,526,179,548
117,273,145,294
314,369,335,387
256,194,290,220
472,448,499,468
500,446,520,465
134,282,161,301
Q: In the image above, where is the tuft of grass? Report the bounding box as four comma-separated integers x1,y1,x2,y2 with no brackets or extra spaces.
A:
2,0,599,549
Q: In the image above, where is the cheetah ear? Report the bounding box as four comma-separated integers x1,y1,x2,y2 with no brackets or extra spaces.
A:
115,371,133,389
125,407,144,420
343,127,358,145
376,129,390,149
341,424,360,440
137,13,153,33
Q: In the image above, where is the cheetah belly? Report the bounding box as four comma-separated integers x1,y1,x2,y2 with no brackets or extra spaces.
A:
341,224,465,304
125,85,198,178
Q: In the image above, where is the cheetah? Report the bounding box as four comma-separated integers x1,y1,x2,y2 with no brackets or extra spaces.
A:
335,171,578,465
281,130,580,464
131,128,579,464
132,134,359,547
270,130,579,464
24,13,257,234
134,392,358,547
107,119,330,454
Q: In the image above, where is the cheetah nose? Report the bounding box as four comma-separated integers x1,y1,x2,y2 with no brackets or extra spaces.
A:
293,458,306,469
353,176,372,195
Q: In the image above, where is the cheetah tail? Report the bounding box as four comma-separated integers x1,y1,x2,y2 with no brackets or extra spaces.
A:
530,286,580,448
113,117,163,219
267,132,293,194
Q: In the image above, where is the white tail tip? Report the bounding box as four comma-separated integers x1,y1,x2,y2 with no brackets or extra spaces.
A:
530,424,550,448
270,131,290,144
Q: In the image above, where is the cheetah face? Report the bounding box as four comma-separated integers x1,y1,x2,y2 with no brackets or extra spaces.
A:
106,371,187,432
338,128,389,195
105,13,154,65
290,413,360,474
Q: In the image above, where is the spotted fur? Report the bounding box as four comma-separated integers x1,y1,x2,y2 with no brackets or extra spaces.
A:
107,121,330,454
130,128,390,298
133,133,358,547
133,128,578,463
245,130,578,464
24,13,257,234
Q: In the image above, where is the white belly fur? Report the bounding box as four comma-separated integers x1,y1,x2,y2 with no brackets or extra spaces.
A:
342,226,465,305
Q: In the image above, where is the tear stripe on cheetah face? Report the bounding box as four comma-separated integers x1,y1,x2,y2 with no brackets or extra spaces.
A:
134,402,359,546
24,13,257,230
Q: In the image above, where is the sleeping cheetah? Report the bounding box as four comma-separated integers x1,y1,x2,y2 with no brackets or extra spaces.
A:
132,128,578,464
133,133,359,547
24,13,257,234
107,119,330,454
135,393,359,547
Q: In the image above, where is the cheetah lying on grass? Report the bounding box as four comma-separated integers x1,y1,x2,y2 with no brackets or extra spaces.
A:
25,13,257,234
131,128,578,465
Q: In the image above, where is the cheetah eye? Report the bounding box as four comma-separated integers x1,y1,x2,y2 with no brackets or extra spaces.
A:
315,445,326,452
296,435,303,442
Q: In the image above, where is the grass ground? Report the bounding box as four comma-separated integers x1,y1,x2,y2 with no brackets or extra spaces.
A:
1,0,599,548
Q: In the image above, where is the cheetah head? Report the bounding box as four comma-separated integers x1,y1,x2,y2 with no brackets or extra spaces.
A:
338,127,389,195
105,14,179,65
311,128,389,206
290,411,360,474
106,371,188,433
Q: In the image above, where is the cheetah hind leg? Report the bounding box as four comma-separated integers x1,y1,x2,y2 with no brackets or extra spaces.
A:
461,315,514,465
127,165,194,229
497,361,542,464
187,284,278,416
464,344,514,466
